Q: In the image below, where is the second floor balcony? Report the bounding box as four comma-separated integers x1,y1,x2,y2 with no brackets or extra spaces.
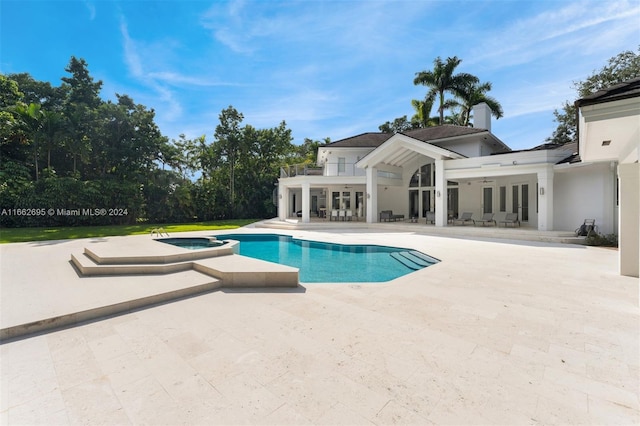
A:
280,161,364,178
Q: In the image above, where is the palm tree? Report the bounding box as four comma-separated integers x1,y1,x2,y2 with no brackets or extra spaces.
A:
455,81,504,126
410,96,439,128
413,56,479,125
13,102,44,180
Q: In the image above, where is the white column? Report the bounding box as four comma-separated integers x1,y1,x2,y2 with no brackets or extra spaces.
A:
537,166,554,231
366,166,378,223
618,163,639,277
434,159,446,227
301,182,310,223
278,184,287,220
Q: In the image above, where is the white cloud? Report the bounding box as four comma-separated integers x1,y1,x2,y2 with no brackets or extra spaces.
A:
468,0,640,69
119,17,182,119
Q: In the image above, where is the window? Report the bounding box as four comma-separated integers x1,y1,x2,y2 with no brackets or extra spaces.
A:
338,157,345,174
499,186,506,212
420,164,432,186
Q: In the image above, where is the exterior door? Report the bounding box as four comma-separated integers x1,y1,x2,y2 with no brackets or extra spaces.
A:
511,184,529,222
409,190,419,218
482,186,493,214
447,188,459,219
422,190,433,218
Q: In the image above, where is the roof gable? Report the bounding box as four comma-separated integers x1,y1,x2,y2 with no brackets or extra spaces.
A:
357,133,465,169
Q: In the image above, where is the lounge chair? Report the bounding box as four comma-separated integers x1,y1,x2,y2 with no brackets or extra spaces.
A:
379,210,404,222
575,219,597,237
425,211,435,224
474,213,496,226
452,212,473,226
499,213,520,227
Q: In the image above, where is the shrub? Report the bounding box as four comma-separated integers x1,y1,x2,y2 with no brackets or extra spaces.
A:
585,232,618,247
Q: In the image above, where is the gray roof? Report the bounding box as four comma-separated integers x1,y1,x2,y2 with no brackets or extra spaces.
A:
402,125,488,141
575,77,640,107
326,125,491,148
325,132,391,148
555,142,581,165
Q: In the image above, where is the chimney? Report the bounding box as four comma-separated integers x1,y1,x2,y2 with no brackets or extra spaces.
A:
472,102,491,131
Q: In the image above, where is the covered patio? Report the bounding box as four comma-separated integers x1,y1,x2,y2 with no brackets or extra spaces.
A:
280,131,573,232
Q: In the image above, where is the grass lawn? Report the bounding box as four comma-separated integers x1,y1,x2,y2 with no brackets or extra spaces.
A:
0,219,259,244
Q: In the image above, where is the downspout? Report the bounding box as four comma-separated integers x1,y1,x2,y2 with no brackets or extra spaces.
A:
574,99,581,158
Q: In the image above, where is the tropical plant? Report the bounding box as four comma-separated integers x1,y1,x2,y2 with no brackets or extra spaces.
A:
413,56,479,125
12,102,44,180
410,97,439,128
378,116,416,134
453,81,503,126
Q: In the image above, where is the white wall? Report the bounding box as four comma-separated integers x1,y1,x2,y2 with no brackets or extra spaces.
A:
377,185,407,217
553,163,616,234
323,148,372,176
456,176,538,226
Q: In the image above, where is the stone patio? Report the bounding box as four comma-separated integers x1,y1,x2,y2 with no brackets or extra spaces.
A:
1,225,638,425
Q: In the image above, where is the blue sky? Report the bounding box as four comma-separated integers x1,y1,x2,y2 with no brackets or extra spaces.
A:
2,0,639,150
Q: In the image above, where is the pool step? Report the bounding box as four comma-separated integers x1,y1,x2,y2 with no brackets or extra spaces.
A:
390,252,423,270
407,250,439,265
390,250,439,270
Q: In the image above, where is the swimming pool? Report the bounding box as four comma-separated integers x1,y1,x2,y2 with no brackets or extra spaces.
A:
215,233,438,283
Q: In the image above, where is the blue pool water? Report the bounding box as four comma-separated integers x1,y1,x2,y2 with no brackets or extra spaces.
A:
214,233,438,283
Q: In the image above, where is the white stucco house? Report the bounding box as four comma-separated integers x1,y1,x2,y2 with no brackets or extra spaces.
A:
576,77,640,277
277,98,628,269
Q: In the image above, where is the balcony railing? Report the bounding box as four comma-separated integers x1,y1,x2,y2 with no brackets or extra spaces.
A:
280,162,404,179
280,163,324,178
280,162,368,178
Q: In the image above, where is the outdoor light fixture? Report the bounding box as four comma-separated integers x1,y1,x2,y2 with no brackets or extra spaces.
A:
539,187,545,195
437,190,441,197
367,193,370,199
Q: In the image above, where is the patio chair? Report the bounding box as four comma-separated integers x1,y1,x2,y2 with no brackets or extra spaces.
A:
330,209,339,221
575,219,597,237
452,212,473,226
346,210,353,221
425,211,435,224
474,213,496,227
499,212,520,227
379,210,392,222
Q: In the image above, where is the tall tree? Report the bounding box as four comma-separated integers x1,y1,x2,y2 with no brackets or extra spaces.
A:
410,96,438,128
414,56,479,125
12,102,44,180
547,47,640,145
61,56,102,108
379,116,416,134
213,106,245,218
454,81,503,127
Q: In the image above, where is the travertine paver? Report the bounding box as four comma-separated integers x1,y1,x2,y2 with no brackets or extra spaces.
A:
1,228,638,425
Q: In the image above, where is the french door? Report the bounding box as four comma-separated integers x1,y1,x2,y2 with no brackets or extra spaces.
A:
482,186,493,214
511,184,529,223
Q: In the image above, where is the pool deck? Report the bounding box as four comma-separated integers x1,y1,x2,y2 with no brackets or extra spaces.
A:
1,224,638,425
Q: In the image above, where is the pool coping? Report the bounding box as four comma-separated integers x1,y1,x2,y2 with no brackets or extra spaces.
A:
1,233,300,341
